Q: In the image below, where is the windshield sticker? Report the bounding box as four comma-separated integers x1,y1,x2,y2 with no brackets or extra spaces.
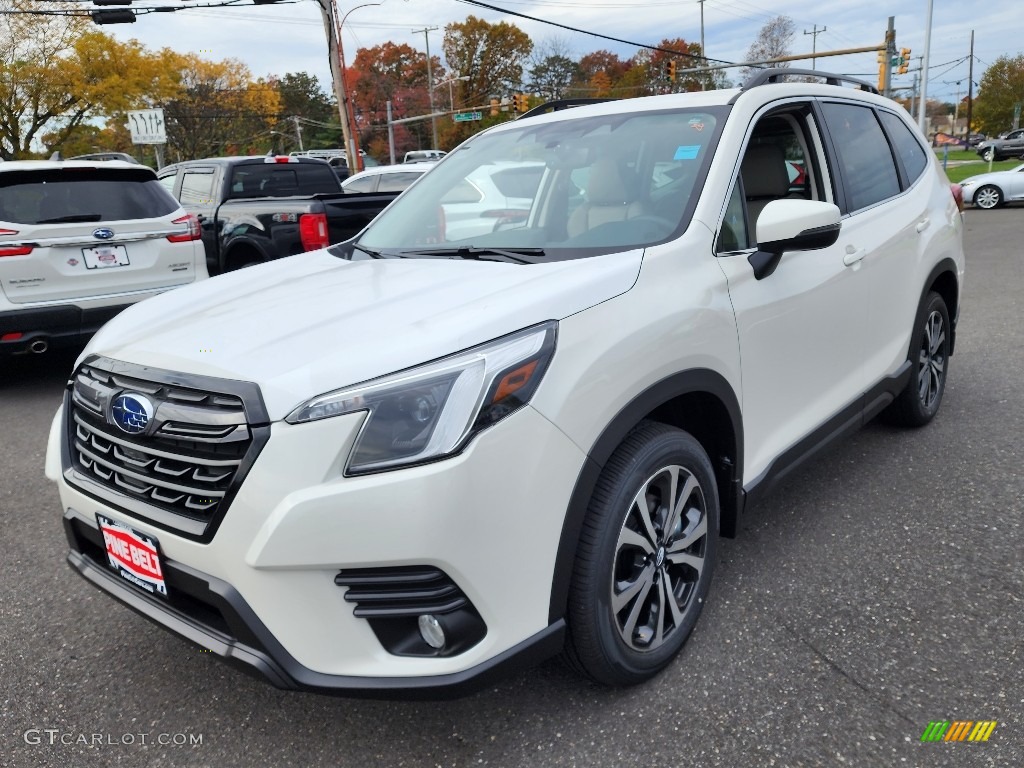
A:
674,145,702,161
688,117,706,132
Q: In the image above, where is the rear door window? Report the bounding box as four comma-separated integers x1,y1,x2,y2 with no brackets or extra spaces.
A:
0,168,178,224
820,102,900,212
180,170,216,205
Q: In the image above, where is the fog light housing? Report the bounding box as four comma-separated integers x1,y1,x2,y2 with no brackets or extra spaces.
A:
418,614,446,649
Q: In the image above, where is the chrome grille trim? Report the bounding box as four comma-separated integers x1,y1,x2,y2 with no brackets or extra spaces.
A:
64,356,270,542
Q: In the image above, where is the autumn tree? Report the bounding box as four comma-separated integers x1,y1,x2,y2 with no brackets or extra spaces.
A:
0,2,178,159
162,54,281,161
349,42,436,156
743,15,796,78
442,16,532,104
973,54,1024,136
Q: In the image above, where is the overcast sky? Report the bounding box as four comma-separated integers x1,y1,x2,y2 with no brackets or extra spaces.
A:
107,0,1021,109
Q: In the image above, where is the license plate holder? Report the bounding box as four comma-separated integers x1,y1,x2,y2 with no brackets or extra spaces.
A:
82,244,129,269
96,514,169,598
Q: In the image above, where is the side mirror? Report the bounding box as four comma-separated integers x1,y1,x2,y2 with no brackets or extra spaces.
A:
748,199,841,280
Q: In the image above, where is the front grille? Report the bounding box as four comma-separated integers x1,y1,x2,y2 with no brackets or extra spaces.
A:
65,356,269,541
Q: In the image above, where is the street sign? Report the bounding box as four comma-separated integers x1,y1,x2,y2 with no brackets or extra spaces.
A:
127,108,166,144
453,112,482,122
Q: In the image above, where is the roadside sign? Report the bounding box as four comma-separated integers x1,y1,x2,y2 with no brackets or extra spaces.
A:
127,109,167,144
453,112,482,122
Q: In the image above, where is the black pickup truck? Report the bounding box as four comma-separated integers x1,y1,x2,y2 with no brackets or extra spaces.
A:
157,156,399,274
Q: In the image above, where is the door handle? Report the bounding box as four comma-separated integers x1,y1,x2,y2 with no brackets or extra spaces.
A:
915,217,930,233
843,246,866,266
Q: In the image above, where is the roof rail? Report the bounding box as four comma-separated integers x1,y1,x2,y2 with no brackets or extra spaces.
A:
518,97,618,120
742,68,879,95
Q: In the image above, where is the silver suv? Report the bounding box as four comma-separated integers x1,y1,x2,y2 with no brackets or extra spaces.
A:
0,160,205,356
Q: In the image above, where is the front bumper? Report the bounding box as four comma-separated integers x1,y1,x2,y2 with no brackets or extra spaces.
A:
63,514,564,698
51,398,587,695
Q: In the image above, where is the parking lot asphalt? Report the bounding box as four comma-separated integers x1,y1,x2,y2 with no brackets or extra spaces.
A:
1,209,1020,768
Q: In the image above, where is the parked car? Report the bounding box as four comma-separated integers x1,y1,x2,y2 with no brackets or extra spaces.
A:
958,163,1024,209
68,152,141,164
0,160,204,356
403,149,446,163
47,69,964,696
975,128,1024,161
341,162,436,193
158,156,399,273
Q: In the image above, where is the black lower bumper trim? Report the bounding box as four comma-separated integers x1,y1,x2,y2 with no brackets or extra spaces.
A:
0,303,131,354
64,512,565,698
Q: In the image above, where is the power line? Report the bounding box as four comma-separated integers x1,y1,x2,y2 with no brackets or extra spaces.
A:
454,0,737,65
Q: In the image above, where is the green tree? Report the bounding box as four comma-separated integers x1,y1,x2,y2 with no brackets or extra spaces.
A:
973,55,1024,136
273,72,339,152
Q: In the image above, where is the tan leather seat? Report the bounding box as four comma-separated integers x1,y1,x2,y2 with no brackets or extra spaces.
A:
568,158,647,238
740,144,792,228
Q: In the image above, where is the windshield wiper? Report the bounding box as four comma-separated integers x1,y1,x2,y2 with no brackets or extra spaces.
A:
351,242,383,258
401,246,546,264
36,214,104,224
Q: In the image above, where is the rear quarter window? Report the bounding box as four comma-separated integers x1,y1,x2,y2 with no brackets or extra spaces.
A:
0,168,178,224
878,111,929,184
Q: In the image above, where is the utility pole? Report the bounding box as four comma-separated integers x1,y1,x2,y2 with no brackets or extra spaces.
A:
413,26,439,149
314,0,356,173
883,17,895,97
292,116,304,152
698,0,706,89
803,24,827,70
918,0,934,132
965,30,975,142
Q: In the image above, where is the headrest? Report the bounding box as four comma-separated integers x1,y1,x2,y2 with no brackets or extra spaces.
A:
741,143,791,198
586,158,636,206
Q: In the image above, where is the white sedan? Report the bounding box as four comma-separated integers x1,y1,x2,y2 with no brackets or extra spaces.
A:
959,163,1024,209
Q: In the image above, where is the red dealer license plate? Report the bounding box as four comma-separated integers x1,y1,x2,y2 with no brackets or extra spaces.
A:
96,514,169,599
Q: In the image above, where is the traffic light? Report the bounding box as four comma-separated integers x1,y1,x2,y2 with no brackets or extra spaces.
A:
512,94,529,113
898,48,911,75
490,97,500,117
877,48,886,91
91,9,135,23
665,59,677,82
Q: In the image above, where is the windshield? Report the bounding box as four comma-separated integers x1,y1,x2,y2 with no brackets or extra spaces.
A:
357,107,726,260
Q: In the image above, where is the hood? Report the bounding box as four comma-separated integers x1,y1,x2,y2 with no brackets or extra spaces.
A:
83,249,642,420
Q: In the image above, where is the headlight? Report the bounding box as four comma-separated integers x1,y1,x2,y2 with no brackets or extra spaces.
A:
286,321,557,473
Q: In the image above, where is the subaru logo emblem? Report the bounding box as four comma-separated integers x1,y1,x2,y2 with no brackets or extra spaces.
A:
110,393,155,435
93,228,115,240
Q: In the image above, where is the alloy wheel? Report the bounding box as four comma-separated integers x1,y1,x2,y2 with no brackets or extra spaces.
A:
918,309,946,411
611,464,708,652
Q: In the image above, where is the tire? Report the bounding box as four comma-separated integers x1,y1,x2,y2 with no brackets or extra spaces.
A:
564,421,718,686
885,291,951,427
973,185,1003,210
981,147,995,162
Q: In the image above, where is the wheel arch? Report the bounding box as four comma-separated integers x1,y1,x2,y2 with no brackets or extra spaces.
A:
223,240,269,272
924,258,960,356
548,368,743,624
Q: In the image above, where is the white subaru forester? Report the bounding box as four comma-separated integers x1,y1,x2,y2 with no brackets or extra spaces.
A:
46,69,965,696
